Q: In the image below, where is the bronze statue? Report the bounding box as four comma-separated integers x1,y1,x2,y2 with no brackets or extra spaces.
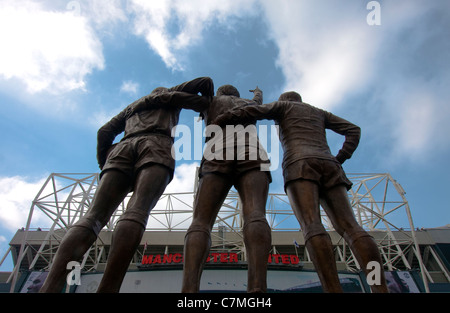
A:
40,77,214,293
182,86,272,293
214,91,388,293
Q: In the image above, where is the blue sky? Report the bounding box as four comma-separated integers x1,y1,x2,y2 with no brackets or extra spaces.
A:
1,0,450,271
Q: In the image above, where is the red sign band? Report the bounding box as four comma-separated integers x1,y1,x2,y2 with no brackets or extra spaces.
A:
141,253,300,265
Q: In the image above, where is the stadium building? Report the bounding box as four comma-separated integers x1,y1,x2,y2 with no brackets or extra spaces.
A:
1,172,450,293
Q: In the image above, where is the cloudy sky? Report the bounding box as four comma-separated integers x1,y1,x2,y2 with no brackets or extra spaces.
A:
1,0,449,271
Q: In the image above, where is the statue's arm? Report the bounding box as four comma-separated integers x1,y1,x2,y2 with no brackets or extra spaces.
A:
249,86,263,105
155,91,210,113
325,112,361,164
169,77,214,99
214,101,283,126
128,77,214,115
96,110,126,169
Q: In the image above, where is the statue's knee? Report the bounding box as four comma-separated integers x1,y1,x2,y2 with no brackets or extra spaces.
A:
243,216,271,233
72,216,105,237
116,209,149,229
343,229,373,248
185,224,211,241
303,223,329,244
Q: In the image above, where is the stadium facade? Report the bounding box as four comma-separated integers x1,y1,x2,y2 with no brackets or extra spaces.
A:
1,172,450,293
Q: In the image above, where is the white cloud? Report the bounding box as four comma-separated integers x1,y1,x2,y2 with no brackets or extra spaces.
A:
374,75,449,164
120,80,139,95
87,102,128,130
259,1,381,110
366,2,450,163
128,0,258,70
0,0,105,94
83,0,128,30
0,235,7,266
128,0,181,70
394,95,434,158
147,162,199,230
0,235,6,253
0,169,200,236
0,176,49,232
165,162,199,193
88,110,114,129
259,0,450,164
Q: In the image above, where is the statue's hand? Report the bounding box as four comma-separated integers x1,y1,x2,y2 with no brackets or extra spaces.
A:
249,86,262,94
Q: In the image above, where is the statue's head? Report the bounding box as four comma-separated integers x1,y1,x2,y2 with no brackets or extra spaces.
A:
278,91,302,102
151,87,169,95
217,85,240,97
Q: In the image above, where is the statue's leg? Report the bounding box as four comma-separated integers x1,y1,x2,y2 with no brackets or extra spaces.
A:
322,184,389,293
40,170,131,293
182,173,232,293
235,170,271,293
96,164,171,293
286,179,343,293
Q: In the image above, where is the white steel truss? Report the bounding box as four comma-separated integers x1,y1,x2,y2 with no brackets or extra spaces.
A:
3,172,449,292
